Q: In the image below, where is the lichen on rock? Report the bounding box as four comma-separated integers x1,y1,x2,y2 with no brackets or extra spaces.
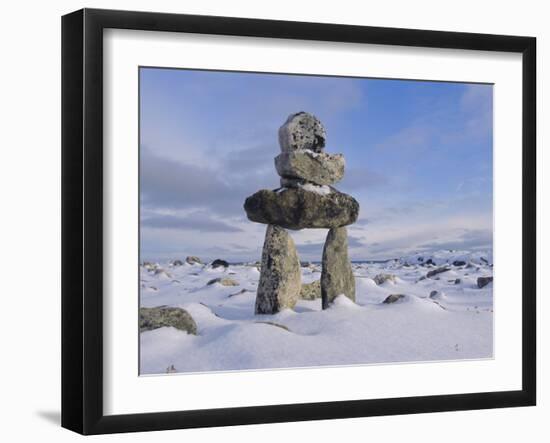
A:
139,306,197,334
321,227,356,308
300,279,321,300
274,150,344,186
244,187,359,230
255,225,301,314
278,112,326,153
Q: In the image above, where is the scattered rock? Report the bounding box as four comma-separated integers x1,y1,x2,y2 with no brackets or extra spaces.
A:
480,257,489,264
383,294,405,304
211,259,229,268
477,276,493,288
300,280,321,300
425,258,435,266
321,227,355,308
275,151,344,186
142,261,156,271
255,225,301,314
426,266,450,278
429,290,439,299
373,273,396,285
452,260,466,267
186,256,202,265
172,259,184,266
139,307,197,334
153,268,172,278
244,187,359,229
278,112,326,153
454,278,461,285
207,277,239,286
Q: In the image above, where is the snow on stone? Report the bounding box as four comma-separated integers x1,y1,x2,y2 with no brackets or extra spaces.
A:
298,182,331,195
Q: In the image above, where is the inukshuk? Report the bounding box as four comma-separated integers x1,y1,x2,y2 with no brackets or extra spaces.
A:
244,112,359,314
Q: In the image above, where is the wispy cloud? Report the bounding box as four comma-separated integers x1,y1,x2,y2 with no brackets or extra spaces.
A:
142,213,243,233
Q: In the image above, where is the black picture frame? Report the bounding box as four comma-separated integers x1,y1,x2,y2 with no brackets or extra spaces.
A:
61,8,536,435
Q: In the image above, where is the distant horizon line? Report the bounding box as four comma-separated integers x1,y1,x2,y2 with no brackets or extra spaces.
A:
140,251,493,265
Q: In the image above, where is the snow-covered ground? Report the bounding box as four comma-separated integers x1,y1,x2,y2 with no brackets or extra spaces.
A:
140,250,493,375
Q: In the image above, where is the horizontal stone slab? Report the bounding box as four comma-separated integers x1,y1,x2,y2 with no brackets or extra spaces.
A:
244,187,359,230
274,151,345,186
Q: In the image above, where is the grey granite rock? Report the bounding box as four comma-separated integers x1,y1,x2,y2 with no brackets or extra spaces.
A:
321,227,355,309
477,276,493,288
255,225,301,314
139,306,197,334
210,259,229,268
373,273,396,285
207,277,239,286
244,187,359,230
383,294,405,304
278,112,326,153
274,151,344,185
426,266,451,278
185,256,202,265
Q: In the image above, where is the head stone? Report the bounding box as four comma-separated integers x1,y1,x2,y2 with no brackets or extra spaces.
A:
278,112,326,153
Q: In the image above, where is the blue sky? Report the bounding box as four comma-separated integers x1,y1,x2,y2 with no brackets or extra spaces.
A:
140,67,493,262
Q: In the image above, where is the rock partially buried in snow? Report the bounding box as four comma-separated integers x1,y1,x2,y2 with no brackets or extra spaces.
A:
210,259,229,268
171,259,184,266
255,225,301,314
373,273,396,285
477,276,493,288
153,268,172,279
186,256,202,265
321,227,355,308
300,279,321,300
139,307,197,334
426,266,450,278
383,294,406,304
278,112,326,153
244,187,359,229
274,151,344,186
207,277,239,286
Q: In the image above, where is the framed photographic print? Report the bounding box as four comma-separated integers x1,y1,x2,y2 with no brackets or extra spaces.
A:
61,8,536,435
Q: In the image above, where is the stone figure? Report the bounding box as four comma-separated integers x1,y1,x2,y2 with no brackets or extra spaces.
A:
244,112,359,314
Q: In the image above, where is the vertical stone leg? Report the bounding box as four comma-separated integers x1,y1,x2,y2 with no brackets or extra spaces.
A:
255,225,301,314
321,227,356,309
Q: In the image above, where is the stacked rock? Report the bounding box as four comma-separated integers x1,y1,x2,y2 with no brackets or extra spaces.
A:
244,112,360,314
